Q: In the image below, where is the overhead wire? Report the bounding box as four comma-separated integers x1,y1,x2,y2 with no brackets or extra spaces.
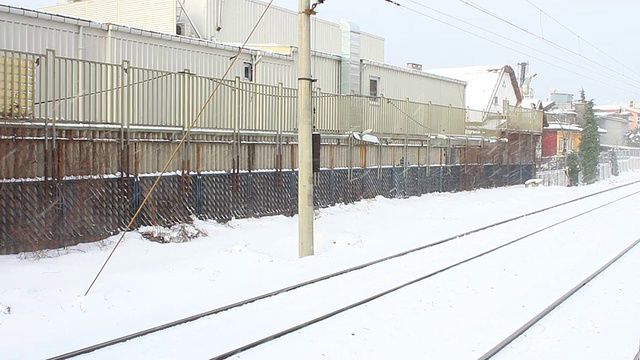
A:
457,0,640,86
404,0,640,93
388,0,640,97
523,0,640,80
84,0,277,296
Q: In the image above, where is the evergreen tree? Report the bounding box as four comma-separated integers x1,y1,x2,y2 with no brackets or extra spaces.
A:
610,151,619,176
579,99,600,184
566,151,580,186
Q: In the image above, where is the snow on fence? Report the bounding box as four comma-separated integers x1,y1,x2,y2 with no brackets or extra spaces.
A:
536,150,640,187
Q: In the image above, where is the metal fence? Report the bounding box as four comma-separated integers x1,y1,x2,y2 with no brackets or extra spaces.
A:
0,47,547,255
0,164,534,255
0,48,543,137
537,150,640,186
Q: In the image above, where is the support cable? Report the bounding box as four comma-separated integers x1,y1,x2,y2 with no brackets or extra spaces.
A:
84,0,276,296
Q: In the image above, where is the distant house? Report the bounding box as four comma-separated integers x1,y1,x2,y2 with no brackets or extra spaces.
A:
425,64,541,164
425,65,523,118
542,109,582,157
594,104,640,131
596,114,631,147
542,105,609,157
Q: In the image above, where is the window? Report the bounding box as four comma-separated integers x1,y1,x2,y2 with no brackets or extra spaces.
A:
494,96,499,106
369,76,380,98
243,62,253,82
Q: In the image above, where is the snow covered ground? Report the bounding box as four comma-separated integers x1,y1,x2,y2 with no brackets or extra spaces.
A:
1,172,640,359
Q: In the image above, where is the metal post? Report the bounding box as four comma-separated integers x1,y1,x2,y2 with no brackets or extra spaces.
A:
404,98,409,178
298,0,314,257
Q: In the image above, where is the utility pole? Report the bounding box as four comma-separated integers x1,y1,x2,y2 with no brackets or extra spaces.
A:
298,0,314,257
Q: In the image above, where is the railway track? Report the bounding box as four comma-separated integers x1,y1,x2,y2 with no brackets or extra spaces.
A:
479,235,640,359
46,180,640,360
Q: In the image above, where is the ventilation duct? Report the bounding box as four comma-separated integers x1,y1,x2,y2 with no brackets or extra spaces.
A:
340,20,361,95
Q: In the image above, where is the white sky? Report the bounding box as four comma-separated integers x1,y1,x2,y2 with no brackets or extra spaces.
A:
4,0,640,104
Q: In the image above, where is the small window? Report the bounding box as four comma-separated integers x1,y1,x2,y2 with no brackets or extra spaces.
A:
243,62,253,82
494,96,499,106
369,76,380,98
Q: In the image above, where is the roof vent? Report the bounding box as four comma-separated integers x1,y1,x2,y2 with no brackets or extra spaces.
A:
407,63,423,71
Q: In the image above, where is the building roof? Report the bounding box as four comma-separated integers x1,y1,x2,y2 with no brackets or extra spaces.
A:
547,108,578,115
523,99,554,111
545,122,607,134
596,114,633,123
424,65,522,111
594,104,640,115
363,60,466,86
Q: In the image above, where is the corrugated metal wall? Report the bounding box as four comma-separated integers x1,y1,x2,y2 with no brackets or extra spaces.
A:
311,53,341,94
107,30,251,78
0,8,341,92
360,33,385,63
361,60,466,107
210,0,385,63
0,12,80,57
41,0,176,35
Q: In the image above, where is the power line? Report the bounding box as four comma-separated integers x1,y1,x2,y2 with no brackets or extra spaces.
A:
458,0,640,86
405,0,640,93
389,0,640,97
523,0,640,80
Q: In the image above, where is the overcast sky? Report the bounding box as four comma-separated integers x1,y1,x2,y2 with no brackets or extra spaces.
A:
4,0,640,104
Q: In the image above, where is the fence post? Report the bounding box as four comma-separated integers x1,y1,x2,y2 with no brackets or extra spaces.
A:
195,173,203,218
329,169,335,206
45,49,57,181
404,98,409,179
275,83,283,188
119,60,131,228
247,172,254,217
518,133,523,184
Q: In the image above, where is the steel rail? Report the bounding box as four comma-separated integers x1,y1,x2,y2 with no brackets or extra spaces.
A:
210,189,640,359
46,180,640,360
479,237,640,359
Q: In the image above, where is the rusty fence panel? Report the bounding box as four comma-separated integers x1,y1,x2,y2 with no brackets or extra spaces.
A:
1,164,537,255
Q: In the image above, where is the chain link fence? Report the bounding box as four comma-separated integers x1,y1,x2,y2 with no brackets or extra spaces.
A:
0,164,534,254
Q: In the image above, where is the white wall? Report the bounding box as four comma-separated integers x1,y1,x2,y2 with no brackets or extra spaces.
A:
40,0,386,63
204,0,385,62
487,70,519,114
0,6,342,93
42,0,176,35
361,60,466,107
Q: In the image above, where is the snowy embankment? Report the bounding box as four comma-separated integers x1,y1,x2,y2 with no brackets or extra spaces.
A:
1,172,640,359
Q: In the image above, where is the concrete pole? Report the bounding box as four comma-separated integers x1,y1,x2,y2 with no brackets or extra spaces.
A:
298,0,314,257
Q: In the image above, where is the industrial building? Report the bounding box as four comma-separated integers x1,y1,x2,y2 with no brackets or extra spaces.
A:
0,0,543,254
